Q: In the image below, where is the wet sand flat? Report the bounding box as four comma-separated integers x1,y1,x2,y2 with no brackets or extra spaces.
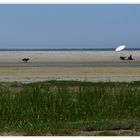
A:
0,51,139,82
0,51,139,64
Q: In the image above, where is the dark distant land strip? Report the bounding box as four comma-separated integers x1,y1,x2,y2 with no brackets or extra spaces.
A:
0,48,140,51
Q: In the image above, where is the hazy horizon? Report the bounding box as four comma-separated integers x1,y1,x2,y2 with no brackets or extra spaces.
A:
0,4,140,49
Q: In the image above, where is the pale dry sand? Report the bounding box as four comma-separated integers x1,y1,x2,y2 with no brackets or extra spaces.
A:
0,51,140,82
0,67,140,83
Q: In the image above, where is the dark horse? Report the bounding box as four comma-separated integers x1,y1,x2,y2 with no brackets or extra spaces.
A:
22,58,29,63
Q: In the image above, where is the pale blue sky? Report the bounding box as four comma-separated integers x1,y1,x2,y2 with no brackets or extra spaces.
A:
0,4,140,49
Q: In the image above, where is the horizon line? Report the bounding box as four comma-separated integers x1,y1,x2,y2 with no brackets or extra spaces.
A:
0,48,139,50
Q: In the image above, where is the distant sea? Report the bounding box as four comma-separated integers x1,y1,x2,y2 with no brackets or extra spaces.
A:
0,48,139,51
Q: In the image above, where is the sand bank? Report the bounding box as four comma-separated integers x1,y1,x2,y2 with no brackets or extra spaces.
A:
0,67,139,83
0,51,139,82
0,51,139,64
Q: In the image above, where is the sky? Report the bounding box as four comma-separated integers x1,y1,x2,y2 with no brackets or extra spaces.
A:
0,4,140,49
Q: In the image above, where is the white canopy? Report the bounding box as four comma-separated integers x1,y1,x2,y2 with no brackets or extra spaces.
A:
115,45,126,52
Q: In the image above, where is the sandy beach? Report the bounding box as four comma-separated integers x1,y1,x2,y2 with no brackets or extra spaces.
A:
0,51,139,64
0,51,140,82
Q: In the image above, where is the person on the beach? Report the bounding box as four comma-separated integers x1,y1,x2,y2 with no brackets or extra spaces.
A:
128,54,134,60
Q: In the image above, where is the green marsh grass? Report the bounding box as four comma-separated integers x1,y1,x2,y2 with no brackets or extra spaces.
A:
0,81,139,134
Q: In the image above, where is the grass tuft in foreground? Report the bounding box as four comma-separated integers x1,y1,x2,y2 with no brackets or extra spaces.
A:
0,81,139,135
